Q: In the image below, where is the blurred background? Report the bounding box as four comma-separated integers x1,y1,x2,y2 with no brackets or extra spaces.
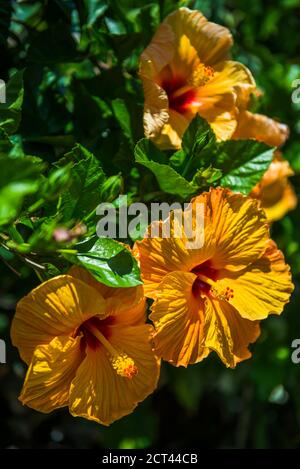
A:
1,0,300,449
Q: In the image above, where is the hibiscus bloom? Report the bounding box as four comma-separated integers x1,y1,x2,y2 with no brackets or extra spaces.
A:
140,7,255,149
233,111,297,221
135,188,293,368
11,267,160,425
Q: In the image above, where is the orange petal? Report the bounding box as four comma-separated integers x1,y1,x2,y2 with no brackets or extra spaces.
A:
69,266,146,326
150,109,189,149
233,111,289,147
198,61,254,108
165,7,233,66
150,271,209,366
135,218,192,298
69,325,160,425
259,181,297,222
251,156,297,222
190,189,269,272
203,297,260,367
11,275,106,364
19,335,83,413
216,240,294,320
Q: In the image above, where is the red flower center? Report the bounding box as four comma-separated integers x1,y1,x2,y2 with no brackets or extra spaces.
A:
191,260,218,296
161,76,197,114
78,316,115,350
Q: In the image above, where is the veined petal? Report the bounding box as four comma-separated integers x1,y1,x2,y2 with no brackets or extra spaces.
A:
11,275,106,364
216,240,294,320
135,219,192,298
142,78,169,140
191,189,270,271
140,22,175,77
260,181,297,222
69,266,146,326
198,61,255,106
69,325,160,425
233,111,289,147
151,110,189,149
165,7,233,66
203,298,260,367
208,110,238,141
150,271,209,366
251,156,297,222
19,335,83,413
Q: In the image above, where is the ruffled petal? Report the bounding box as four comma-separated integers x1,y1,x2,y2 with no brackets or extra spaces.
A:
11,275,106,364
69,325,160,425
198,61,255,108
233,111,289,147
19,335,83,412
203,297,260,367
251,156,297,222
69,266,146,326
165,7,233,66
181,189,269,273
134,218,192,298
216,240,294,320
150,271,209,366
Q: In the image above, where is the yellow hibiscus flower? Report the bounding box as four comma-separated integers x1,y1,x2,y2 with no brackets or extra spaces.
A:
134,188,293,368
140,7,255,149
11,266,160,426
233,111,297,221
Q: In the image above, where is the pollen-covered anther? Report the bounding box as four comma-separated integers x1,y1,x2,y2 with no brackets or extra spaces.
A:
211,286,234,302
111,353,138,379
187,64,215,87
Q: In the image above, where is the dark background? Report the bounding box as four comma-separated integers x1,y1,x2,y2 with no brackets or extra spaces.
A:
1,0,300,449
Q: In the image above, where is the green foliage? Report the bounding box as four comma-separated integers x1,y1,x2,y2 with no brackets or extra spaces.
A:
136,115,274,197
66,236,141,287
0,71,24,134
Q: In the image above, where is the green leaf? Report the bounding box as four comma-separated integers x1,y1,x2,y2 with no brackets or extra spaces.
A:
58,144,106,221
169,115,217,177
0,71,24,134
191,166,223,187
0,153,46,225
112,98,133,143
170,115,274,194
135,139,197,199
218,140,274,194
68,237,141,287
0,181,39,226
181,114,216,157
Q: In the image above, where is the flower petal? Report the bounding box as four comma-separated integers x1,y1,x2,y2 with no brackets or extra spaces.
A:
165,7,233,66
203,297,260,367
135,218,192,298
11,275,106,364
19,335,83,413
151,110,189,149
260,181,297,222
216,240,294,320
198,61,255,108
69,266,146,326
69,325,160,425
192,188,270,271
150,271,209,366
233,111,289,147
251,156,297,222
